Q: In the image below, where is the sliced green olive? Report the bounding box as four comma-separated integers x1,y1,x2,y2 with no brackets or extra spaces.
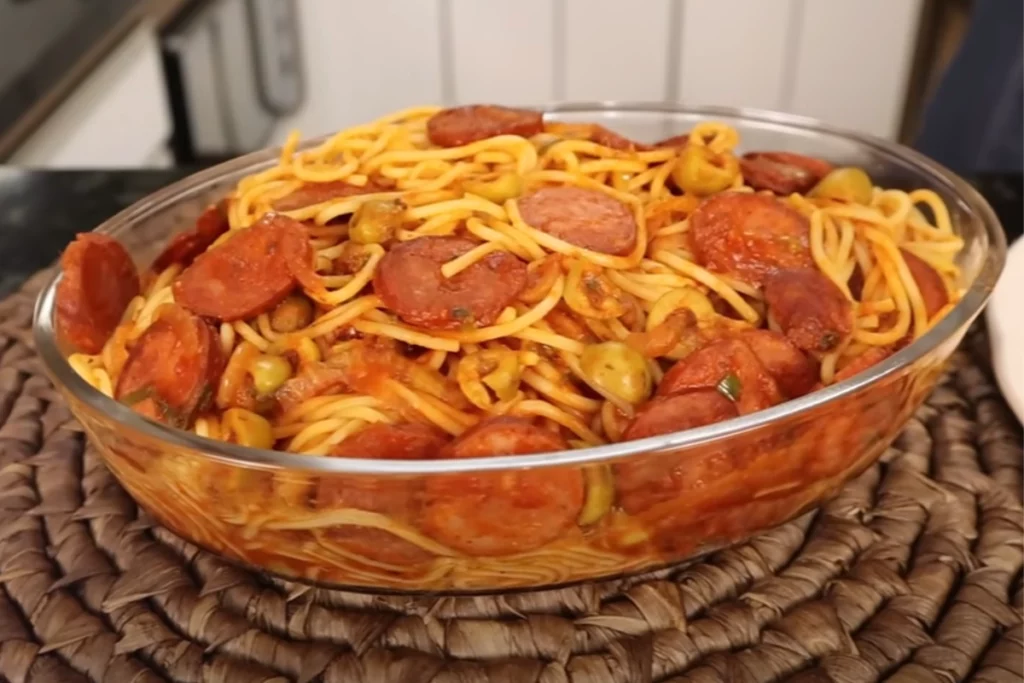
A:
222,408,275,449
578,465,615,525
350,199,405,244
579,341,652,405
672,145,739,195
810,167,873,204
463,172,524,204
250,354,293,395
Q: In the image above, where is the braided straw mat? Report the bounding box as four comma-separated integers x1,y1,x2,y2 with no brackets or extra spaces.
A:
0,268,1020,683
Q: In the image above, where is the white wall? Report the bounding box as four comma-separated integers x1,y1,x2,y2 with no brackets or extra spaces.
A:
278,0,924,143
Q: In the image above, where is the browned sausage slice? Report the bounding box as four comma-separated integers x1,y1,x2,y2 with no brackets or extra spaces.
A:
115,304,222,427
617,390,738,514
763,268,854,355
151,202,229,272
900,249,949,319
56,233,140,354
689,192,814,287
832,346,893,383
518,186,637,255
657,337,784,414
737,329,819,398
272,179,391,212
173,214,312,321
316,423,449,565
374,236,527,330
422,417,584,555
427,105,543,147
740,151,833,195
587,125,650,152
653,134,690,149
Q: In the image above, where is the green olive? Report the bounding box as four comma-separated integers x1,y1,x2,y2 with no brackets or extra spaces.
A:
270,295,314,333
350,199,405,244
250,354,293,395
463,172,524,204
671,145,739,195
810,167,873,204
579,341,652,405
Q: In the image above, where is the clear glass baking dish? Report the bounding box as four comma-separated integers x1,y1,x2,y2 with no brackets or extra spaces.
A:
32,104,1006,593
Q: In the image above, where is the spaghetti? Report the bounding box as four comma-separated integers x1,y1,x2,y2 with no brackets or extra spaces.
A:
56,104,964,589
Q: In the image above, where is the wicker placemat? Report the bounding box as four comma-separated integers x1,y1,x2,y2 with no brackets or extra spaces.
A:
0,270,1020,683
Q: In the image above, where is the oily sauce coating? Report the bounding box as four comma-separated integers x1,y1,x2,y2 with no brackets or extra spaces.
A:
115,304,222,426
739,151,833,195
374,236,527,330
900,249,949,319
737,329,819,398
151,203,229,272
173,214,313,321
689,193,814,287
517,186,637,255
422,417,584,555
616,390,739,514
427,105,544,147
315,423,449,566
56,233,140,354
763,268,854,354
658,338,784,414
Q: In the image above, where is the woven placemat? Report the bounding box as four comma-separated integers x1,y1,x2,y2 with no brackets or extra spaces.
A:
0,269,1020,683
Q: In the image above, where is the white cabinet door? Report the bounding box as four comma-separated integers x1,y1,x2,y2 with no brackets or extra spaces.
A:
10,25,171,168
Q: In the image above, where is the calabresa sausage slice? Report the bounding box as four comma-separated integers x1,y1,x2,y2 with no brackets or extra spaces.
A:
736,329,819,398
689,192,814,287
115,304,222,427
617,390,738,514
658,337,784,414
151,202,229,272
173,214,314,321
833,346,893,383
763,268,854,355
56,233,140,354
740,151,833,195
427,105,543,147
422,417,584,555
374,236,527,330
900,249,949,319
518,186,637,255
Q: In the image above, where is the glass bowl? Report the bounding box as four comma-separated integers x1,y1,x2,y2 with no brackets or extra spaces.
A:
32,104,1006,593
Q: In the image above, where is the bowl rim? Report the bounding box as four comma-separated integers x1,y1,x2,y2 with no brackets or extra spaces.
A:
32,102,1008,475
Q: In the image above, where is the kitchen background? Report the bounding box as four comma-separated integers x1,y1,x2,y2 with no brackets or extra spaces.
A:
0,0,1002,168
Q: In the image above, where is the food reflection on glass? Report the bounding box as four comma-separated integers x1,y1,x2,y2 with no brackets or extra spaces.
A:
54,104,966,589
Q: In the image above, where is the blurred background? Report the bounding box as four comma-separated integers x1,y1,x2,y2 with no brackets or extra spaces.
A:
0,0,1020,175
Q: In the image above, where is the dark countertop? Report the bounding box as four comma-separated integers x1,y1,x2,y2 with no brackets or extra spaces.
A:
0,168,1020,301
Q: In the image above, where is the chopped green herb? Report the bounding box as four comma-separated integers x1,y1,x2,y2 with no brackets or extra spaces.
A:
716,373,742,402
819,331,840,351
451,306,471,320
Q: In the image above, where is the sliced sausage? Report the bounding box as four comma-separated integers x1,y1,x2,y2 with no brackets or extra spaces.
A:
373,236,527,330
115,304,222,427
56,233,140,354
737,329,819,398
763,268,854,355
617,390,738,514
422,417,584,555
518,186,637,255
900,249,949,319
653,134,690,149
173,214,313,321
151,202,229,272
427,105,543,147
316,423,449,565
832,346,892,384
657,337,784,414
272,178,391,212
689,192,814,287
587,125,650,152
739,151,833,195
